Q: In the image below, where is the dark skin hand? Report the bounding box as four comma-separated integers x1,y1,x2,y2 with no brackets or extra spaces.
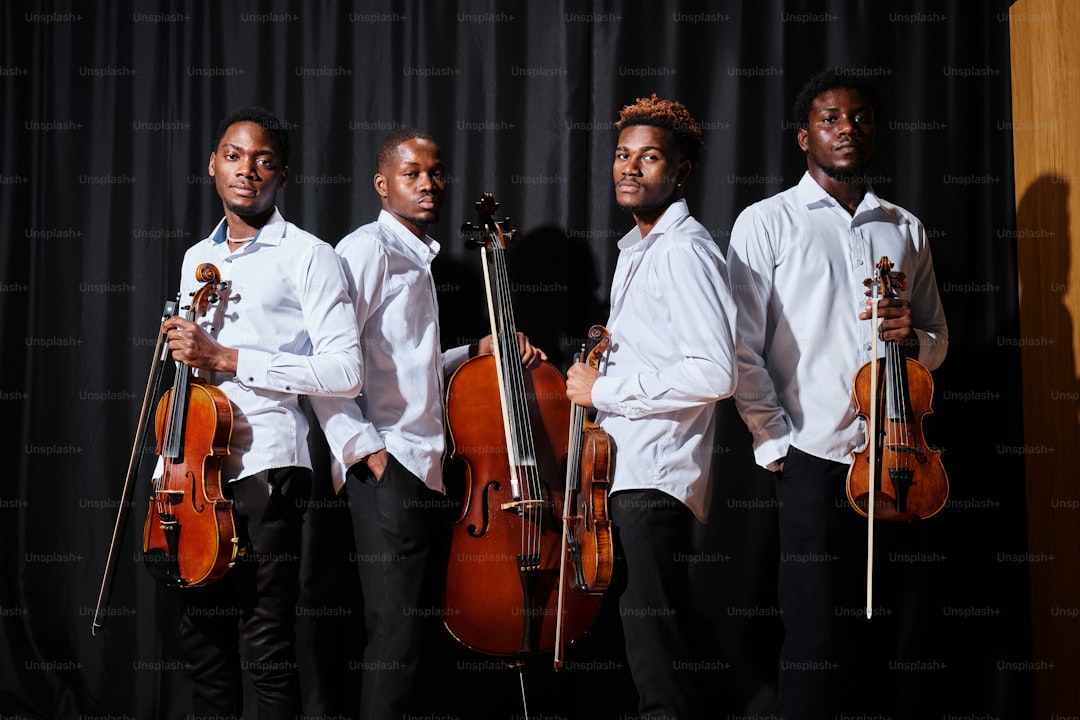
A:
860,297,919,356
477,331,547,369
365,331,546,480
164,322,546,481
567,299,920,409
566,362,599,408
767,299,918,476
163,316,237,374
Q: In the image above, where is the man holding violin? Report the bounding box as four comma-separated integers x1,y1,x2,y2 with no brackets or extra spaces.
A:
566,94,738,719
161,106,362,719
726,69,949,719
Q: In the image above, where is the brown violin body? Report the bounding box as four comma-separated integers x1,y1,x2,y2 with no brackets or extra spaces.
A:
562,325,614,595
846,257,949,522
441,194,601,658
142,263,239,587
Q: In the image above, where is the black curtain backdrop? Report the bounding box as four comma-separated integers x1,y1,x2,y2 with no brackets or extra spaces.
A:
2,1,1033,718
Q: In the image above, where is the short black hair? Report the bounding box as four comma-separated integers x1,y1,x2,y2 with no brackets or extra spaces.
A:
376,128,438,172
211,106,290,166
792,69,880,129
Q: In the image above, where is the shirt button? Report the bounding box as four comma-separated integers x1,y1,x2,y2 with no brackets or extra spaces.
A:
863,343,872,352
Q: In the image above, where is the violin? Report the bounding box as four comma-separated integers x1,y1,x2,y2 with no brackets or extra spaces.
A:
847,256,948,615
442,194,602,663
554,324,613,669
142,263,240,587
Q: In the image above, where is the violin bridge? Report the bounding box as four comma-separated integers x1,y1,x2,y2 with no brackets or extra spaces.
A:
155,489,184,505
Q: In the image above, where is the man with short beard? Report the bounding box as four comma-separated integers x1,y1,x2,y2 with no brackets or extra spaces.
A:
727,69,948,719
566,95,737,719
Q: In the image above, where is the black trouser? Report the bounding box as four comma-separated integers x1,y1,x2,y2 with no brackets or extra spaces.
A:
345,453,450,720
775,446,927,720
178,466,310,720
610,489,704,720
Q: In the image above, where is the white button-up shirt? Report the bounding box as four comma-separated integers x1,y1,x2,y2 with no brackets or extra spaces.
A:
727,172,948,470
178,208,362,482
591,199,738,522
310,211,469,494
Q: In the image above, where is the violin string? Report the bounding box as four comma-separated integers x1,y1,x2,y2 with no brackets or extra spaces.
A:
890,341,911,472
884,341,898,474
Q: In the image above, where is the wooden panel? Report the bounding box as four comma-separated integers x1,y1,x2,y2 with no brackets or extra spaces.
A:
1011,0,1080,715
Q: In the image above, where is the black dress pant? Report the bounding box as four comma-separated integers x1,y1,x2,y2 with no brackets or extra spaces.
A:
610,489,704,720
345,453,450,720
178,466,310,720
774,446,928,720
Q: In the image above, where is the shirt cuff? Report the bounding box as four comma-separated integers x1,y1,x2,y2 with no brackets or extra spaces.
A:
443,344,471,376
589,375,619,414
754,436,790,471
234,348,270,388
340,429,384,468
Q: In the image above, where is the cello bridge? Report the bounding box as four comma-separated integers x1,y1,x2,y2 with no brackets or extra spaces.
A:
501,499,546,512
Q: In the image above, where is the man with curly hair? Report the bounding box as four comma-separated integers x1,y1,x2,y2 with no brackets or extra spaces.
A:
566,94,737,718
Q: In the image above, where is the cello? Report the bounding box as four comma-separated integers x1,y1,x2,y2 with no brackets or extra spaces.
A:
554,324,614,669
443,194,603,665
846,255,948,616
142,263,240,587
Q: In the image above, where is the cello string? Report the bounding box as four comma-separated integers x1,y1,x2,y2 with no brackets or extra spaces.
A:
491,233,541,558
504,237,547,559
478,235,525,559
495,238,539,468
490,239,527,558
492,239,529,468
